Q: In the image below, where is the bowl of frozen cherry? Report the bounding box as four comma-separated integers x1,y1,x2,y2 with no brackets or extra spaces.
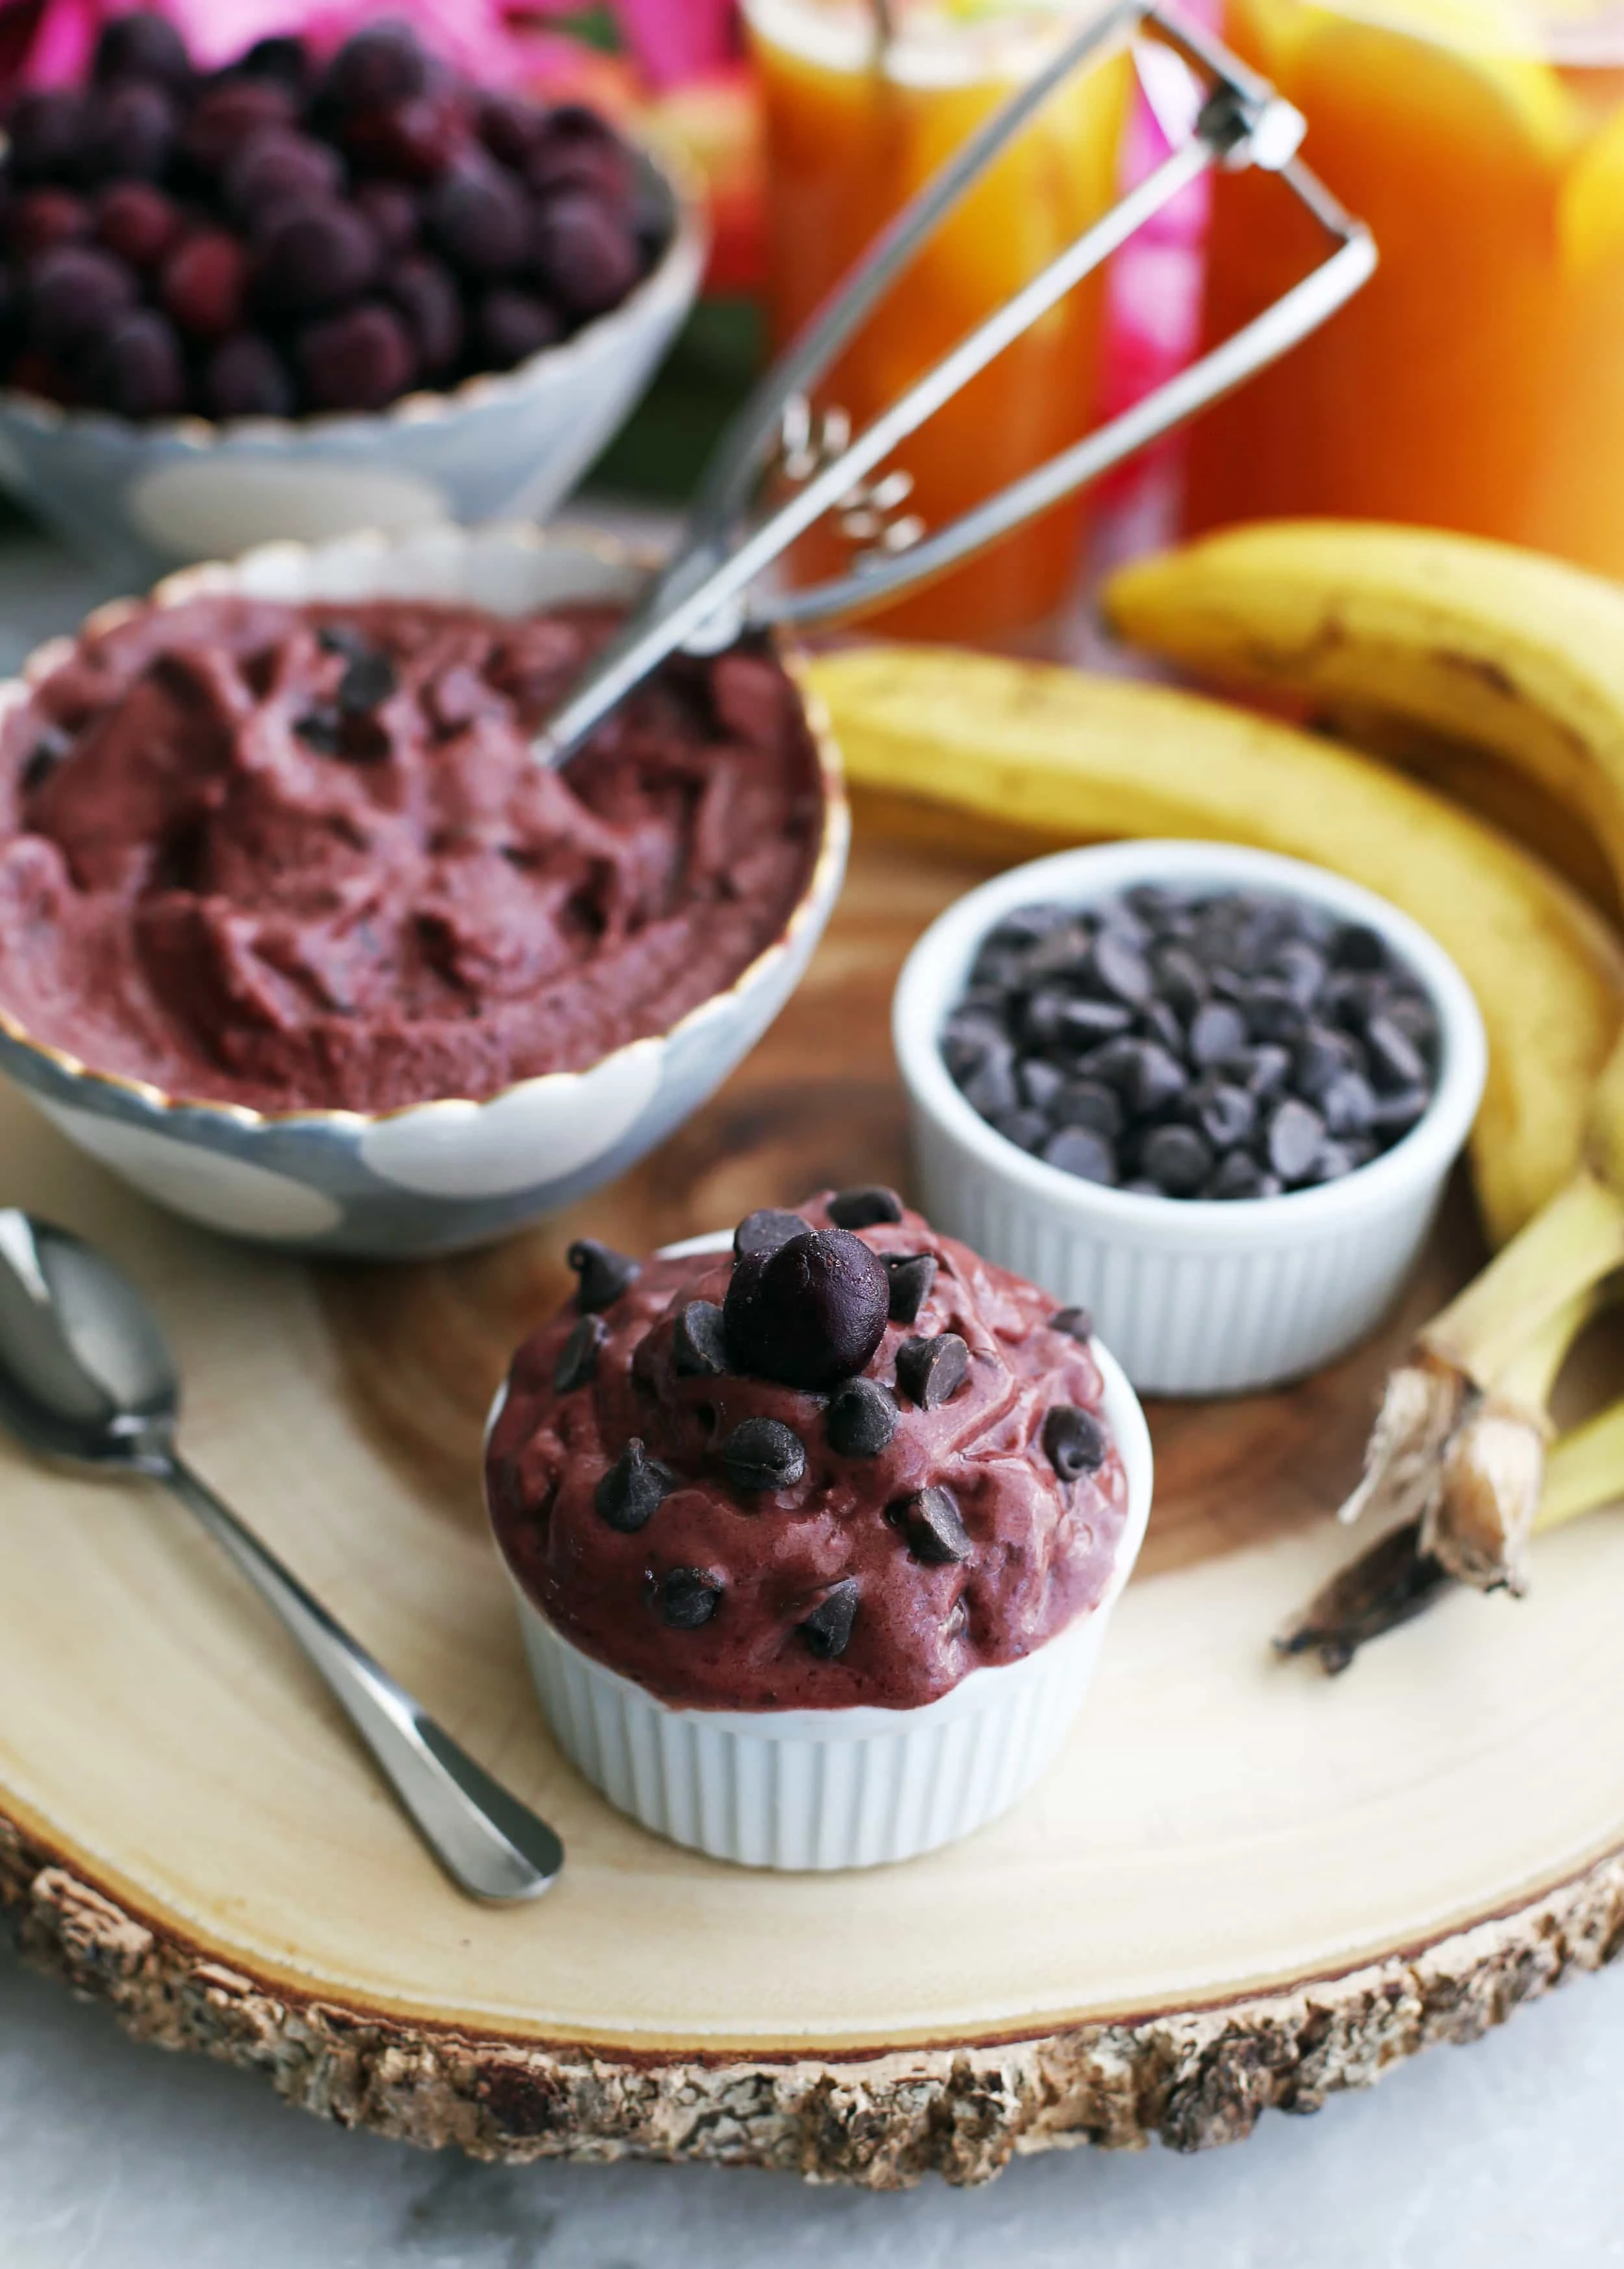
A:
0,12,704,570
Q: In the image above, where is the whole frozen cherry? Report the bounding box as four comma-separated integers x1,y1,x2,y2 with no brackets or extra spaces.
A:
160,232,246,340
14,190,90,259
92,182,181,269
255,201,378,312
723,1227,890,1391
87,308,184,416
529,190,639,317
203,331,295,419
92,11,191,92
25,243,136,353
428,162,527,275
476,285,559,368
298,300,415,411
321,24,428,112
389,255,463,376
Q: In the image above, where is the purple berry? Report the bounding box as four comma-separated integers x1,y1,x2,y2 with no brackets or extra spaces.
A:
388,254,463,375
183,79,297,173
25,243,136,353
224,130,344,222
14,188,90,258
526,107,633,204
86,307,184,416
255,200,377,311
321,23,427,112
298,300,414,411
352,180,418,255
342,92,467,183
476,285,559,369
82,80,175,181
477,92,546,172
7,90,88,185
236,35,311,94
428,162,527,275
160,231,246,340
92,11,192,90
529,189,639,316
93,181,181,268
203,330,294,418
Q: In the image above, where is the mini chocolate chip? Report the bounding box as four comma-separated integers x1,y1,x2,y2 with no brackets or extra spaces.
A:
316,623,368,660
336,647,397,714
890,1483,972,1564
722,1415,806,1493
1140,1122,1212,1196
884,1251,937,1324
734,1207,808,1260
20,727,70,793
724,1226,890,1389
1042,1127,1117,1184
1266,1096,1326,1182
1365,1013,1428,1091
826,1376,898,1456
1043,1404,1109,1480
594,1439,673,1533
800,1576,859,1659
1189,1001,1248,1066
568,1237,641,1313
295,705,341,752
896,1331,969,1410
672,1300,728,1377
1049,1305,1094,1341
553,1313,606,1393
661,1567,722,1628
828,1184,904,1228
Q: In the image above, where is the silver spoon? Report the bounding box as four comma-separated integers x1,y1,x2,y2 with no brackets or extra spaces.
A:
0,1209,563,1903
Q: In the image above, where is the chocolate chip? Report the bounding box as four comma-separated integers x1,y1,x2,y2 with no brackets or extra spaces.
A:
316,622,368,660
895,1331,969,1410
1271,940,1326,1008
1048,1305,1093,1341
1244,977,1306,1043
1054,997,1134,1047
1265,1096,1326,1183
1384,993,1438,1052
672,1300,728,1377
723,1227,889,1390
799,1576,859,1660
884,1251,937,1324
1309,1139,1361,1183
1232,1043,1293,1099
568,1237,641,1313
1140,997,1186,1057
1153,943,1208,1017
1091,927,1152,1005
1053,1079,1123,1140
20,726,70,793
993,1106,1052,1153
827,1185,904,1228
961,1053,1021,1120
1294,1023,1357,1101
1043,1404,1109,1480
1191,1079,1255,1151
594,1439,672,1533
733,1208,807,1260
661,1567,722,1628
826,1376,898,1456
1331,920,1388,971
721,1415,806,1493
553,1313,605,1393
1042,1127,1117,1184
890,1483,972,1564
1209,1150,1270,1200
1188,1000,1248,1066
1370,1084,1430,1135
1140,1122,1212,1196
942,1010,1008,1081
294,705,341,752
1321,1070,1377,1136
1365,1013,1427,1092
1017,1058,1066,1112
336,647,396,715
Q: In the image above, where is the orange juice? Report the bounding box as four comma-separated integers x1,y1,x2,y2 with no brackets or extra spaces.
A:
1184,0,1624,574
744,0,1132,642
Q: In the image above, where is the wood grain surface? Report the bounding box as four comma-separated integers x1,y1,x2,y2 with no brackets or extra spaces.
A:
3,801,1623,2186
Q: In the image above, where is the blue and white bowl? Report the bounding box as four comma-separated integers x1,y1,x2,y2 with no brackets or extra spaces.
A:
0,522,848,1256
0,147,703,578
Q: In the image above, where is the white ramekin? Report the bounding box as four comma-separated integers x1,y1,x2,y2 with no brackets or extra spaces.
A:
488,1233,1154,1871
893,840,1488,1398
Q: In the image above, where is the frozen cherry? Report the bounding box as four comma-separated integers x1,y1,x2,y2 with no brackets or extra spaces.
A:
87,308,184,417
298,300,415,410
353,181,420,256
389,254,463,375
321,24,428,112
26,244,135,353
14,190,90,259
723,1227,890,1391
343,92,467,183
92,11,191,90
529,189,639,316
256,201,378,311
92,181,179,268
429,162,527,275
225,131,344,223
203,331,294,418
238,36,312,94
183,80,297,174
160,232,246,340
476,285,559,368
83,81,175,182
526,107,633,204
7,90,87,185
478,92,546,172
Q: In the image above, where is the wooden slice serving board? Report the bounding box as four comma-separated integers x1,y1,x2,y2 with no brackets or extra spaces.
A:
3,797,1624,2189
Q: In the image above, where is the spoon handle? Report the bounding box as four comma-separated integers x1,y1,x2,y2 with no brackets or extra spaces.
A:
160,1455,563,1902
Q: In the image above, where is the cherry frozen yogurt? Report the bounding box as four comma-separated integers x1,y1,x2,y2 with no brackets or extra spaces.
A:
486,1188,1132,1713
0,594,824,1113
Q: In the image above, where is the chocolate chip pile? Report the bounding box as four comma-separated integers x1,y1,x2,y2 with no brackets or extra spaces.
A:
943,883,1441,1200
0,12,664,420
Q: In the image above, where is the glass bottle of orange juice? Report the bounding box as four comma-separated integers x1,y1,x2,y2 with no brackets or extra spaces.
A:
1183,0,1624,574
743,0,1133,643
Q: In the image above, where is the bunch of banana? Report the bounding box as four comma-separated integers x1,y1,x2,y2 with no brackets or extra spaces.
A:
1104,521,1624,1631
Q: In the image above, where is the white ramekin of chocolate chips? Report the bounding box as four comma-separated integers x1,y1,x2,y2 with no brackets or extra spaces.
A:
893,841,1487,1396
0,14,703,569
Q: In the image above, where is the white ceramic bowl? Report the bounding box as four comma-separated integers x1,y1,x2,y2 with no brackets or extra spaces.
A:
0,526,847,1256
893,841,1488,1398
0,147,703,576
488,1233,1154,1871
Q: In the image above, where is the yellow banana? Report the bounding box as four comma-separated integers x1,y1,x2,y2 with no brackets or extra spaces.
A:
806,644,1624,1248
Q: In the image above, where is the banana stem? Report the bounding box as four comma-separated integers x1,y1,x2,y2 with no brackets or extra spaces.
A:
1423,1170,1624,1387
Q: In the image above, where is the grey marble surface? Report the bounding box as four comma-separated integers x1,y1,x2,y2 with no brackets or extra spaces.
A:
4,1938,1624,2267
